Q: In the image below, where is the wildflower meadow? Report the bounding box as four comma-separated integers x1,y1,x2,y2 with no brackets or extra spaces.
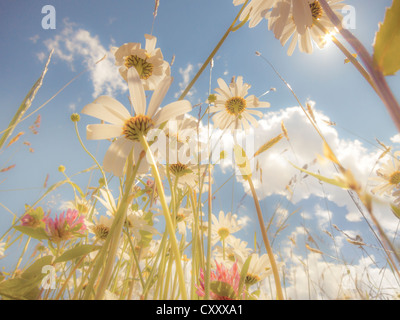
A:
1,0,400,304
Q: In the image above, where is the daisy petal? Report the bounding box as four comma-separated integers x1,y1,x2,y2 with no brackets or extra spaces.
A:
217,78,232,99
144,34,157,55
103,138,134,177
133,142,151,174
147,76,173,119
293,0,313,35
271,1,291,39
81,97,129,126
86,124,122,140
128,67,146,115
94,96,132,119
153,100,192,126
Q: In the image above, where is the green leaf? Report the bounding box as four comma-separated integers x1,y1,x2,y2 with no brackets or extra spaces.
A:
138,211,155,248
238,255,252,294
373,0,400,75
54,244,101,263
14,225,48,241
0,256,54,300
0,50,53,151
0,278,40,300
210,281,237,300
22,256,54,278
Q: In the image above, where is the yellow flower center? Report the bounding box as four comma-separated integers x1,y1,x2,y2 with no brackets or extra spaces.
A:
225,97,247,116
389,171,400,185
123,115,154,142
245,273,261,286
310,1,323,20
76,202,89,215
227,253,236,262
169,163,191,177
124,55,154,80
92,224,109,240
217,227,230,240
176,213,185,223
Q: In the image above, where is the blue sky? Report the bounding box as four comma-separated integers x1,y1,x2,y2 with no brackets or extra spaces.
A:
1,0,400,298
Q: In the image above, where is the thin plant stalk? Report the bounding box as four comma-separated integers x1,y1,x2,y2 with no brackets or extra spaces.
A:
139,135,188,300
314,20,380,97
94,152,141,300
318,0,400,132
247,177,284,300
177,0,249,101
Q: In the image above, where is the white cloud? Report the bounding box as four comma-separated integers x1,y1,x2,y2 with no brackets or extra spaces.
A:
37,52,47,63
281,252,399,300
68,103,76,112
174,63,196,99
314,204,333,228
42,19,127,98
390,133,400,144
219,103,399,237
29,34,40,43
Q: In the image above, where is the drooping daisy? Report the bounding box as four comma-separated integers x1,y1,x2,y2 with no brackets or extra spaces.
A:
112,34,171,90
266,0,346,55
160,160,210,192
209,76,270,131
213,236,252,266
60,196,98,217
211,210,242,245
240,253,274,287
126,209,159,242
175,208,193,236
233,0,278,28
81,67,192,177
88,214,114,242
371,152,400,196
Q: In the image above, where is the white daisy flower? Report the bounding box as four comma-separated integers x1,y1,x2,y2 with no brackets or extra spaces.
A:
60,196,98,217
267,0,346,55
126,209,159,241
176,208,193,236
240,253,274,286
209,76,270,131
94,188,118,216
213,236,252,266
88,214,114,242
81,67,192,177
112,34,171,90
211,210,243,245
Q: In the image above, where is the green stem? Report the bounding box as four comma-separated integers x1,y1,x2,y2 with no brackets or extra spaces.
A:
318,0,400,132
93,154,140,300
74,121,109,190
139,135,187,300
177,0,249,101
